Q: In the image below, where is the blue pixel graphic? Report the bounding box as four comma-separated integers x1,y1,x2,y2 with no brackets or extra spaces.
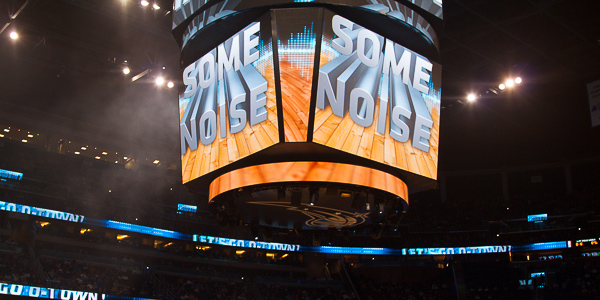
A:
278,24,317,80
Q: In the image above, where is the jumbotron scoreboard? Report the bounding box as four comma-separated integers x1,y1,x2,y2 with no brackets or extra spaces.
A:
172,0,442,230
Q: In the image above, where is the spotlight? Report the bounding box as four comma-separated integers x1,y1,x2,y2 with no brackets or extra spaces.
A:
467,93,477,102
167,81,174,89
21,139,27,143
9,31,18,40
140,0,149,6
155,76,165,86
152,3,160,10
505,79,515,88
153,160,160,164
74,152,80,155
498,83,506,90
515,77,522,84
95,156,101,160
122,67,130,75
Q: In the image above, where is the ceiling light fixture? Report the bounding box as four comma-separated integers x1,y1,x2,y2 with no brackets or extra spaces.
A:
505,79,515,88
123,67,130,75
515,77,522,84
498,83,506,90
467,93,477,102
153,3,160,10
167,81,174,88
141,0,149,6
155,76,165,86
9,31,18,40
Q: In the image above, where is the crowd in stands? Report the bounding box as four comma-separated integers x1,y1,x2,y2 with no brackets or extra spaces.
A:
524,257,600,300
258,283,354,300
4,123,600,299
4,224,600,300
40,257,149,296
356,280,454,300
161,276,256,300
0,252,39,286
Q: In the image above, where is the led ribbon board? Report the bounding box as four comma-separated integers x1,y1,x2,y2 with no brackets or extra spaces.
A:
0,202,84,223
0,168,23,181
193,235,300,251
83,219,192,241
511,241,571,252
0,283,157,300
401,246,511,255
0,200,577,256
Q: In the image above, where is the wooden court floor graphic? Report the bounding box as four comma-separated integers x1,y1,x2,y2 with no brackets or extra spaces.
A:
311,45,439,180
280,57,313,142
313,100,439,180
180,56,439,182
180,64,279,183
209,162,409,202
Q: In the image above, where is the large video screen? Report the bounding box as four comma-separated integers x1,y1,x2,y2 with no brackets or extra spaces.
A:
179,14,278,184
275,8,318,142
313,12,441,179
173,1,441,49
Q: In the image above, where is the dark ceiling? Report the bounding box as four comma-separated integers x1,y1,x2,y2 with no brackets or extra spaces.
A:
0,0,599,173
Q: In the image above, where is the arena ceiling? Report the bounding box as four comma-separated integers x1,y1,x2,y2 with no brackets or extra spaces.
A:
0,0,599,174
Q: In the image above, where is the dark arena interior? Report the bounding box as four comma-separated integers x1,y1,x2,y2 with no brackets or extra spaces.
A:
1,0,600,299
